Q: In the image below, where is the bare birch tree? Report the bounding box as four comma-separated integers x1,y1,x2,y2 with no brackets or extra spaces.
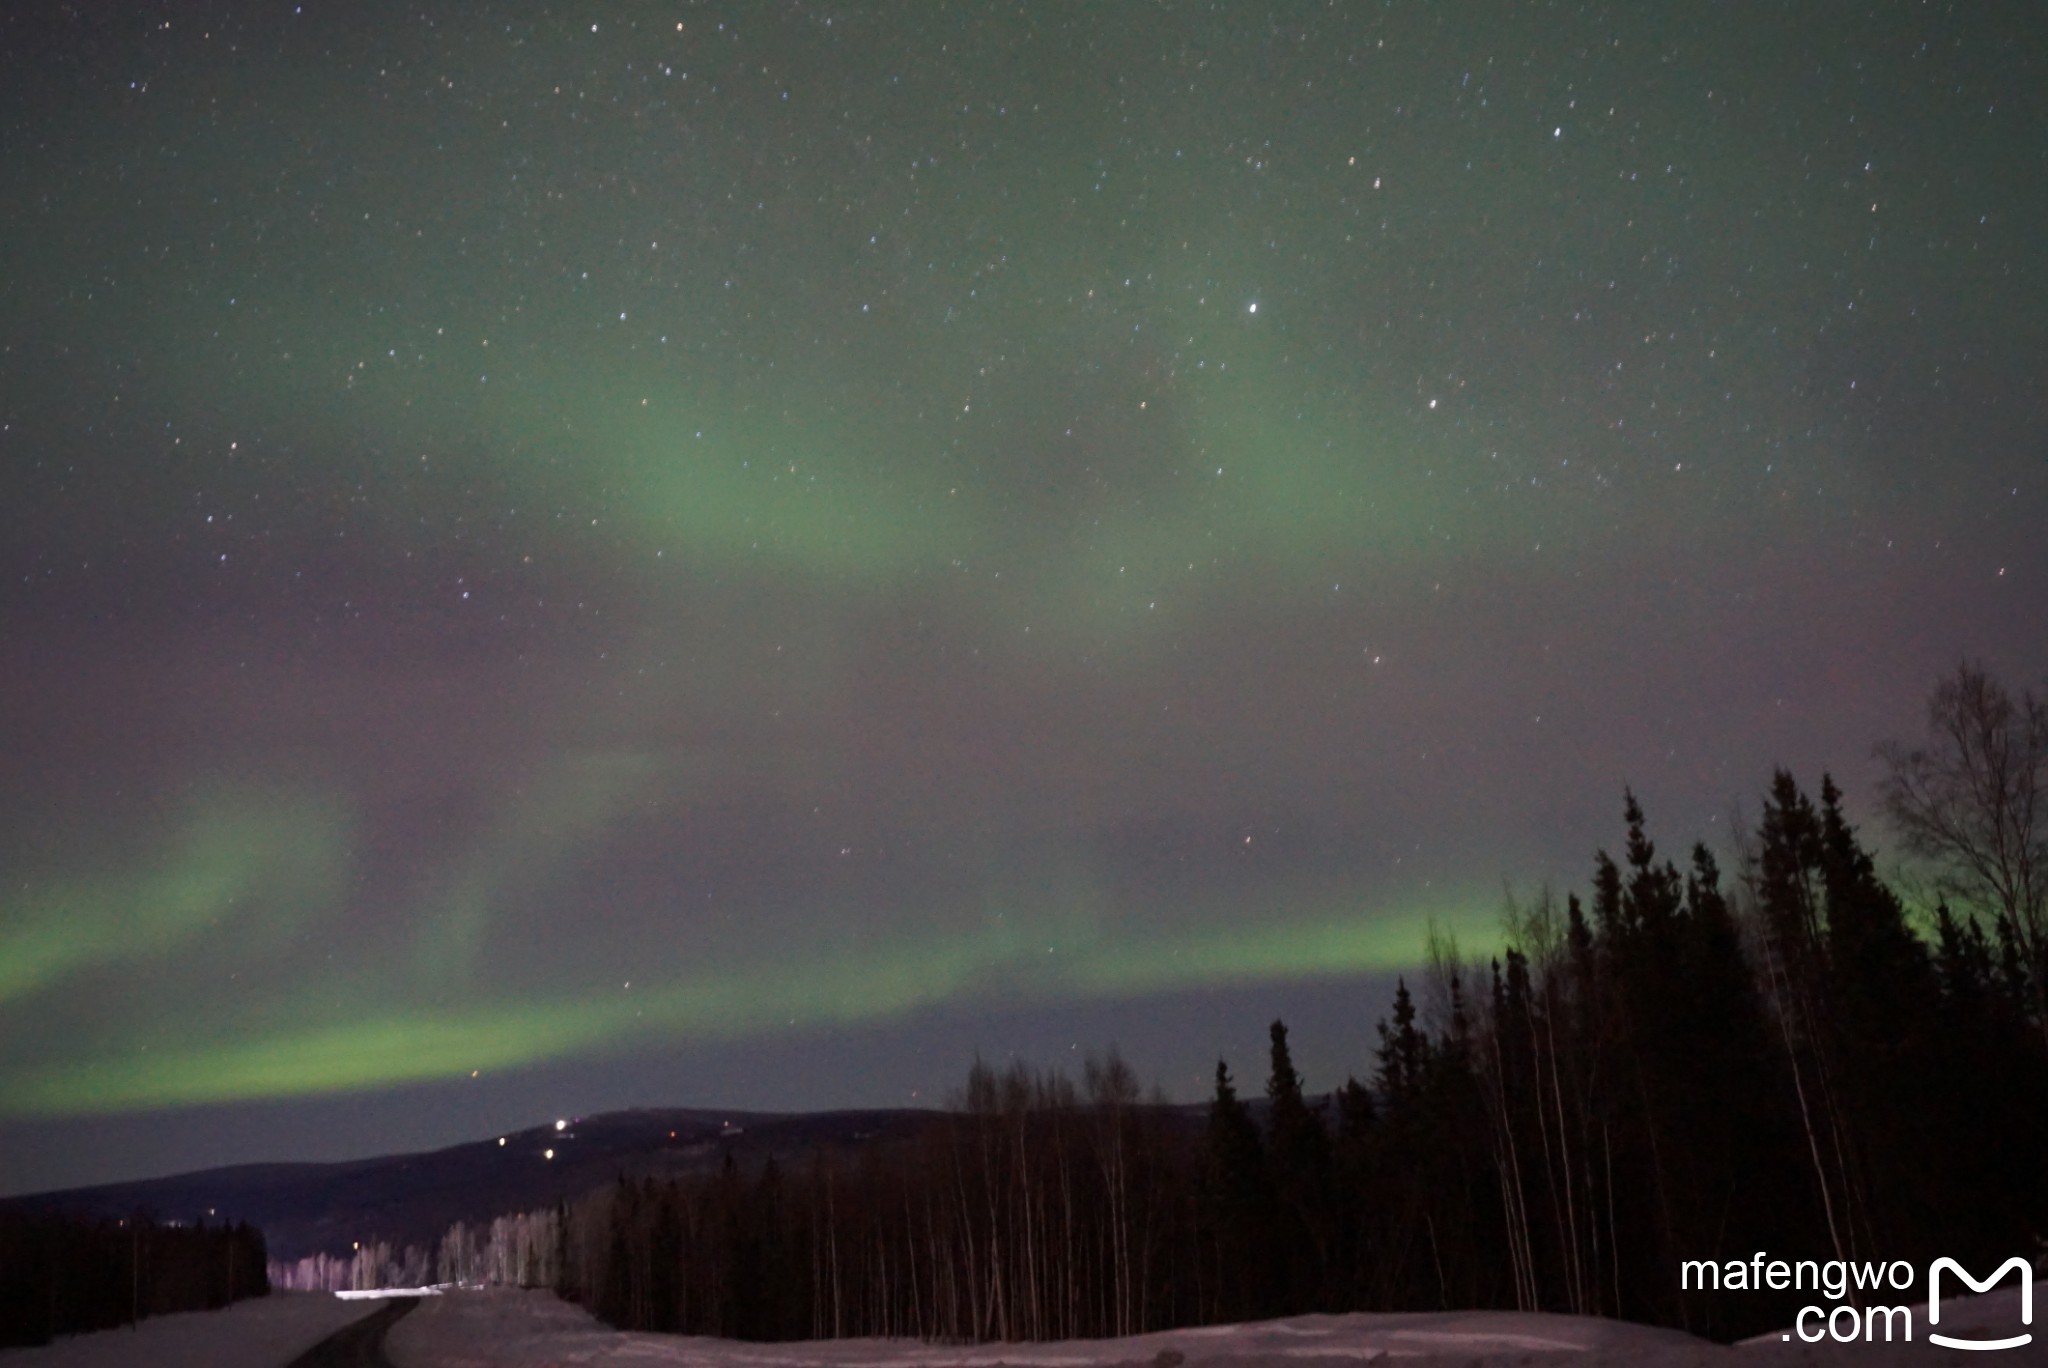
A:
1877,662,2047,1027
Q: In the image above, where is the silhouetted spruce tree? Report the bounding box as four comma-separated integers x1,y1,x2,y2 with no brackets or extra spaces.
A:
1327,1073,1376,1305
1201,1060,1270,1320
1263,1020,1332,1309
1612,793,1691,1322
1929,902,2048,1255
1374,979,1425,1107
1372,971,1500,1311
1749,770,1865,1264
1365,978,1428,1306
1677,842,1814,1331
1812,775,1950,1259
1424,958,1503,1310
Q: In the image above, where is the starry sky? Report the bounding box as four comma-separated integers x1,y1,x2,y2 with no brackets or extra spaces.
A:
2,1,2044,1197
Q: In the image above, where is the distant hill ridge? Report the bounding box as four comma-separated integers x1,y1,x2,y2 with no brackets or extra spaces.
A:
1,1105,950,1261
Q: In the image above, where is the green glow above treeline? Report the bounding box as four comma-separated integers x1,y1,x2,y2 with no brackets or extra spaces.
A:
0,775,1497,1117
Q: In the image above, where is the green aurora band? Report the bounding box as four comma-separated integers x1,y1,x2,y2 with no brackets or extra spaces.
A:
0,773,1499,1116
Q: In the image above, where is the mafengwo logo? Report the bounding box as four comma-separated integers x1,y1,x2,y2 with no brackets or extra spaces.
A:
1928,1256,2033,1352
1682,1252,2035,1347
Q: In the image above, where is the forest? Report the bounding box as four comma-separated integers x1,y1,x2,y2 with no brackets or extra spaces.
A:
552,667,2048,1345
0,1209,269,1347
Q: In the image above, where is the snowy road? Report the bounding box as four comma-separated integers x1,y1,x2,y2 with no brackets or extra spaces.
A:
284,1297,417,1368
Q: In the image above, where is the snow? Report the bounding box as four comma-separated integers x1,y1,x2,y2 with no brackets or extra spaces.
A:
386,1288,1719,1367
7,1279,2037,1367
385,1281,2048,1366
0,1292,375,1368
335,1283,449,1300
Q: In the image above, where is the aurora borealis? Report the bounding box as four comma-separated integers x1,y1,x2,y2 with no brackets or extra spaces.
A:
2,2,2043,1195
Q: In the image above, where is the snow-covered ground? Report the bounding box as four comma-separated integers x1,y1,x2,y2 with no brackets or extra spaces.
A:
386,1288,1723,1367
386,1284,2046,1368
0,1291,374,1367
8,1280,2035,1365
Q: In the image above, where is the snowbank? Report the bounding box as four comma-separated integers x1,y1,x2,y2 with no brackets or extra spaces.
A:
9,1280,2034,1366
385,1281,2047,1366
335,1283,449,1300
0,1292,376,1368
384,1288,1723,1367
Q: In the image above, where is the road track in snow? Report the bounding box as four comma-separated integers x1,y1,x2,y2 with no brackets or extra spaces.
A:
281,1297,418,1368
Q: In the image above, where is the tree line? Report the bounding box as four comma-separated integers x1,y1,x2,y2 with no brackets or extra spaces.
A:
0,1210,268,1347
268,1206,564,1293
551,1054,1194,1340
556,664,2046,1344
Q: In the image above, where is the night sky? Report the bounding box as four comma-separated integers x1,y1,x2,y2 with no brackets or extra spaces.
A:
3,2,2044,1197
